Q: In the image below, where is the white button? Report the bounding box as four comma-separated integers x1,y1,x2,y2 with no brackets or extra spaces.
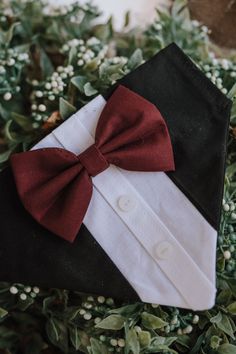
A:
117,195,136,212
154,241,173,260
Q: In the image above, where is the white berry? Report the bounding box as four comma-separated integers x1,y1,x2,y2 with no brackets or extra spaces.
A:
20,293,27,301
224,250,231,260
3,92,12,101
10,286,18,294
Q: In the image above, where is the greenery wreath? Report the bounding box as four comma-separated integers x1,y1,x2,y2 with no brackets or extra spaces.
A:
0,1,236,353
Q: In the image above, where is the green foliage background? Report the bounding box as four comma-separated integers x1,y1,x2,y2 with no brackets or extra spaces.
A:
0,0,236,353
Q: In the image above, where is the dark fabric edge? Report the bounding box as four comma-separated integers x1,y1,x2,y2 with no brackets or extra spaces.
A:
103,42,232,232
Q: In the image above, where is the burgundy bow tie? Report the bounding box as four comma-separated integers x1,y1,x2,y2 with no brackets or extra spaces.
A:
10,85,175,243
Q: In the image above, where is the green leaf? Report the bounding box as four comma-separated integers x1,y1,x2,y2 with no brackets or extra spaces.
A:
217,289,233,305
65,306,82,321
210,335,221,349
90,338,109,354
4,120,20,142
164,336,178,346
0,307,8,318
69,326,81,350
210,312,222,324
227,278,236,297
108,303,143,316
127,49,143,70
46,318,59,342
95,315,125,330
217,344,236,354
93,21,112,41
0,150,12,164
46,318,68,353
59,98,76,120
218,314,235,339
5,22,20,45
227,302,236,315
123,11,131,28
84,82,98,96
228,83,236,100
138,330,151,347
42,296,56,315
126,328,140,354
71,76,87,92
150,336,178,353
188,333,204,353
39,48,54,79
84,58,100,72
141,312,168,329
152,335,177,347
99,62,125,80
226,163,236,178
68,46,77,65
12,112,32,131
0,103,10,120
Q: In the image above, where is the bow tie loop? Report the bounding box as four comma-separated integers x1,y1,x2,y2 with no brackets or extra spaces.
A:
78,144,109,177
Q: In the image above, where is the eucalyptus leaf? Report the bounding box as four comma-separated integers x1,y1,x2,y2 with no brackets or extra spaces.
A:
42,296,56,315
126,328,140,354
0,307,8,318
39,48,54,79
210,312,223,324
0,150,12,163
99,62,125,80
4,120,20,142
217,343,236,354
46,318,68,353
93,21,112,41
59,98,76,120
69,326,81,350
2,22,20,45
71,76,87,92
138,330,151,347
84,82,98,96
210,335,221,349
68,46,77,65
141,312,168,329
90,338,109,354
12,112,32,131
228,83,236,100
108,303,143,316
227,302,236,315
95,315,125,330
127,48,143,70
177,333,192,350
216,314,235,339
227,278,236,297
84,58,100,72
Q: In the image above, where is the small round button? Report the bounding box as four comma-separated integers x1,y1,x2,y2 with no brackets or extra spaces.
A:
155,241,173,260
117,195,136,212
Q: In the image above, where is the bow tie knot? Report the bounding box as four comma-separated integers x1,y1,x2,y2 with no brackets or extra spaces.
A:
78,144,109,177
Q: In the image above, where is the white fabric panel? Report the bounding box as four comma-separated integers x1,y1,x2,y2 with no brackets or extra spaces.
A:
33,95,217,310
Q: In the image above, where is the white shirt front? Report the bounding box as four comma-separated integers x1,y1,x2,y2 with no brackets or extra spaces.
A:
33,94,217,310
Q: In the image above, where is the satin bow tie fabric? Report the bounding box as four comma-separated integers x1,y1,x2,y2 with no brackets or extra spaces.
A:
10,85,175,243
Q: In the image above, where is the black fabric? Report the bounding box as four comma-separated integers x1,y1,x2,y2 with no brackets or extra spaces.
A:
0,43,231,298
105,43,232,231
0,167,139,300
